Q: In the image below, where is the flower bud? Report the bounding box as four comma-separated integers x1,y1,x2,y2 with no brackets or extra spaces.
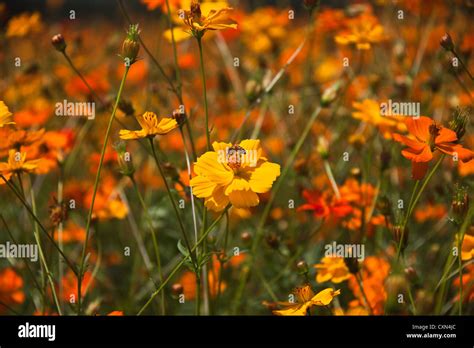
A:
51,34,67,52
240,231,252,243
121,24,140,66
171,283,184,296
448,107,469,141
114,141,135,177
303,0,320,12
393,225,408,252
451,184,469,221
440,33,454,52
316,137,329,160
320,81,340,107
296,260,309,275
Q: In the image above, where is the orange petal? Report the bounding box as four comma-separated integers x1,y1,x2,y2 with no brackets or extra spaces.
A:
405,116,432,142
435,127,457,145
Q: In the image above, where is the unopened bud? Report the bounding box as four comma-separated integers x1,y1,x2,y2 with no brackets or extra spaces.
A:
440,33,454,52
121,24,140,66
51,34,67,52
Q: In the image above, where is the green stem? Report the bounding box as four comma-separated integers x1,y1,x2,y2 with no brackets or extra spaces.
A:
137,206,229,315
0,174,76,274
130,177,165,315
197,37,211,150
232,105,322,311
27,175,62,315
77,65,130,314
148,138,197,267
397,155,445,261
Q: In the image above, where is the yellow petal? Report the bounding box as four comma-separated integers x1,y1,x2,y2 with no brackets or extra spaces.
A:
212,141,232,153
273,303,310,316
193,151,233,185
155,117,178,134
163,27,192,43
190,176,216,198
224,177,250,195
204,186,229,212
248,162,280,193
228,189,259,208
310,288,341,306
119,129,144,140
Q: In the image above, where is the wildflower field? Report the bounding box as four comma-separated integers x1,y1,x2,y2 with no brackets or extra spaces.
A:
0,0,473,318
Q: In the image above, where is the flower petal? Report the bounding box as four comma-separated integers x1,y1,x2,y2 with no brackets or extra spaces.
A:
248,162,280,193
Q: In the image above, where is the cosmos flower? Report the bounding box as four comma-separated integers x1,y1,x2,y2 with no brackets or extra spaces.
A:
0,150,42,177
273,285,341,316
335,14,386,50
190,140,280,212
164,0,237,42
352,99,406,139
6,12,43,38
119,112,178,140
0,101,15,128
314,257,351,284
393,116,474,179
0,268,24,313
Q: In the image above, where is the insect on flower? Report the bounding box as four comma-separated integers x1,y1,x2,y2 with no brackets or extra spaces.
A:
190,139,280,212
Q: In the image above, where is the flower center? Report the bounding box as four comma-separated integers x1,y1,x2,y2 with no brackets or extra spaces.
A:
226,145,246,170
428,123,441,149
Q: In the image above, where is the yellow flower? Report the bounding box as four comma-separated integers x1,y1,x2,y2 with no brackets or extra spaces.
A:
335,14,386,50
273,286,341,316
119,112,177,140
0,150,41,176
190,140,280,212
0,101,15,128
164,0,236,42
352,99,406,139
6,12,43,38
314,257,352,284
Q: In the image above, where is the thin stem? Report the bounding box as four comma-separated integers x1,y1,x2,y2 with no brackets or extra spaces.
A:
451,49,474,81
62,52,107,107
77,65,130,314
356,272,373,315
397,155,445,261
197,37,211,150
137,206,229,315
232,105,322,311
0,174,76,274
27,175,62,315
130,176,165,315
148,137,197,267
323,160,341,199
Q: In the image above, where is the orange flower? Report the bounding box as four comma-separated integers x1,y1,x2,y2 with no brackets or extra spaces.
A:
335,14,386,50
54,222,86,243
393,116,474,179
348,256,390,315
298,189,352,219
0,268,25,313
0,150,42,177
61,270,93,302
414,203,447,222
